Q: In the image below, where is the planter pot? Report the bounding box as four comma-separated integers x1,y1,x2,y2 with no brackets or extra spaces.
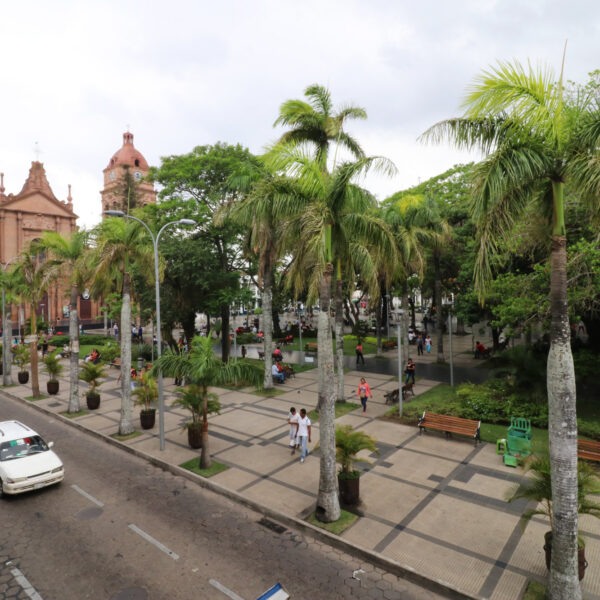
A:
187,425,203,449
140,409,156,430
338,472,361,506
18,371,29,384
47,380,60,395
544,531,588,581
86,392,101,410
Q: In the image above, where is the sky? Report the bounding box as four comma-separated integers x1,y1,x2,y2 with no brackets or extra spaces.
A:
1,0,599,228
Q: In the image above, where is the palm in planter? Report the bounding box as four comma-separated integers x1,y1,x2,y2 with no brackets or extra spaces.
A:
172,384,221,449
508,452,600,580
42,351,64,395
152,335,263,469
133,372,158,429
78,361,107,410
14,345,30,384
335,425,378,506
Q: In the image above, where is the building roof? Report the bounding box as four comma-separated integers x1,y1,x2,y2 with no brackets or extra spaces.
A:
106,131,149,171
17,161,59,201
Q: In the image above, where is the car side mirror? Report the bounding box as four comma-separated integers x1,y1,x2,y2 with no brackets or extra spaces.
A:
48,441,54,448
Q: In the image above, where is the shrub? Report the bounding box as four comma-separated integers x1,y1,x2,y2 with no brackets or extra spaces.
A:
131,344,153,362
101,344,120,364
235,332,256,344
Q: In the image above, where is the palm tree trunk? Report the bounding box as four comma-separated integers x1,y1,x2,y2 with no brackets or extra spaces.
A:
68,285,80,413
547,232,580,600
262,267,274,390
401,287,410,350
30,305,40,398
434,252,444,362
200,385,211,470
2,306,13,386
375,298,383,357
220,304,230,362
335,274,345,403
119,272,134,435
315,263,340,523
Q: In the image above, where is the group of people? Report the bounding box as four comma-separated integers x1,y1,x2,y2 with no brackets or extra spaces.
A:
84,348,101,363
409,330,431,356
271,346,290,383
287,407,312,463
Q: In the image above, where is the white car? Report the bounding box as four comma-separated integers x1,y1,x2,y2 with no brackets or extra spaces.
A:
0,420,64,496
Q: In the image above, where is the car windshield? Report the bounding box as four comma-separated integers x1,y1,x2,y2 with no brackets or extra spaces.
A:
0,435,49,461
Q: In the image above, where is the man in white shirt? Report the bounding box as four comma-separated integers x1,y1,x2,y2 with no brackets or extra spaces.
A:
272,363,285,383
287,407,299,455
297,408,311,463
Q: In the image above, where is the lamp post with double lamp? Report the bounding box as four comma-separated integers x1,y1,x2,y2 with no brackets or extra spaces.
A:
393,308,404,416
1,257,19,386
445,298,454,387
104,210,196,451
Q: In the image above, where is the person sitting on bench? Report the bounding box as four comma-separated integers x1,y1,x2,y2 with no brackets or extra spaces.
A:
85,348,100,363
273,346,283,362
60,344,71,358
474,341,487,359
272,363,285,383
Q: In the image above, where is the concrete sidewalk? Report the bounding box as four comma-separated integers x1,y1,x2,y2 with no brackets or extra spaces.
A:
2,359,599,600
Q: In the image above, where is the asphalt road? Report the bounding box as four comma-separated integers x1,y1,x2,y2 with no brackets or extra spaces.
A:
0,394,447,600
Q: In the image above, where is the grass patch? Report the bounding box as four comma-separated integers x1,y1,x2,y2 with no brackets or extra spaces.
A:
309,401,360,422
0,383,19,388
308,509,358,535
60,410,89,418
180,458,228,477
523,581,545,600
111,430,142,441
26,394,48,401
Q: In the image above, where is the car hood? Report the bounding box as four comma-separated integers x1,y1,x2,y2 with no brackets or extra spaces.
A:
1,451,63,478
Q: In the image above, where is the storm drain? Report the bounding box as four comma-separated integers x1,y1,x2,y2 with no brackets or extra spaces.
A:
110,588,148,600
258,517,286,534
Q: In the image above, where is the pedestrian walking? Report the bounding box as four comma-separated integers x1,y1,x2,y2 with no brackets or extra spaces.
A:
113,322,119,341
405,358,416,384
417,334,424,356
425,335,431,353
297,409,311,463
241,345,247,359
357,377,372,414
287,407,299,455
355,342,365,366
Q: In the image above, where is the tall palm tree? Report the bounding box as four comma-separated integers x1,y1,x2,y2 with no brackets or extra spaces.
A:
91,218,153,435
274,83,367,171
422,59,600,600
14,241,61,399
270,147,395,522
41,230,91,413
152,336,262,469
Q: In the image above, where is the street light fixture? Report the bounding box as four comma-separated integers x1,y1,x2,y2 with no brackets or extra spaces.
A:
1,257,19,386
104,210,196,450
445,298,454,387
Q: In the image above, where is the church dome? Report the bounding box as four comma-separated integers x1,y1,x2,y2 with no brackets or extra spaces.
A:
106,132,149,170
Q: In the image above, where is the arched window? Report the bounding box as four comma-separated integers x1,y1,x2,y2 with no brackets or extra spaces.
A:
134,159,140,167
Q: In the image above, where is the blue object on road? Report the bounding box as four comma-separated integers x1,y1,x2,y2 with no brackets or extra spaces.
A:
256,582,289,600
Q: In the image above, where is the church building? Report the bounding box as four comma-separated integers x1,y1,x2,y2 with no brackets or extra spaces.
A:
0,131,156,330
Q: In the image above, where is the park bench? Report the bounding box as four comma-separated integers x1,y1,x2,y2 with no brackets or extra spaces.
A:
110,357,121,369
578,439,600,462
258,351,265,360
282,365,295,379
382,339,397,349
305,342,318,352
417,411,481,445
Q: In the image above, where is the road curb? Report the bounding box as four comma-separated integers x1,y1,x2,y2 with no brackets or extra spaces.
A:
2,389,482,600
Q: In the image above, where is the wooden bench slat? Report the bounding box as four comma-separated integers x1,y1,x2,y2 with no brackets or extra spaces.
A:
578,439,600,462
418,411,481,444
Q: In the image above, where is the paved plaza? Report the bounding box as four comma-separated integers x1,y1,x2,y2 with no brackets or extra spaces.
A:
1,338,599,600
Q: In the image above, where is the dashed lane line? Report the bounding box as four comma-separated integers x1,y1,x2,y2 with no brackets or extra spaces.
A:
209,579,246,600
9,565,44,600
128,524,180,560
71,484,104,507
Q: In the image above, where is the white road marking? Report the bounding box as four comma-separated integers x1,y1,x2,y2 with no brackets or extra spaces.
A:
71,484,104,507
209,579,246,600
128,524,179,560
10,567,44,600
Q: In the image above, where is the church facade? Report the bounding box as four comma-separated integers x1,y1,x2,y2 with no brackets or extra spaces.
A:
0,131,156,330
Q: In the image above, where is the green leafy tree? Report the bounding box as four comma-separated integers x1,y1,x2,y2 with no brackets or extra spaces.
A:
422,59,600,599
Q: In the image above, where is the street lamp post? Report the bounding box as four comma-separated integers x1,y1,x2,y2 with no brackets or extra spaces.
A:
1,257,19,386
447,305,454,387
394,309,404,416
298,302,303,361
104,211,195,451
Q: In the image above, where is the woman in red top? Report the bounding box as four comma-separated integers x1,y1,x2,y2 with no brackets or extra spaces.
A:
357,377,372,414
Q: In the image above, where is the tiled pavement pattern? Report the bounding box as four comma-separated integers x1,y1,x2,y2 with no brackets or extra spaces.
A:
2,352,599,600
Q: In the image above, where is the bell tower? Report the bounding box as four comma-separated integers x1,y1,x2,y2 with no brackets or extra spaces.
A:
101,131,157,214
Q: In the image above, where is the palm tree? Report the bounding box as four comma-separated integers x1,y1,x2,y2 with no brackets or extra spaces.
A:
14,241,61,398
41,230,90,413
421,58,600,600
152,336,262,469
273,83,367,171
91,217,153,435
